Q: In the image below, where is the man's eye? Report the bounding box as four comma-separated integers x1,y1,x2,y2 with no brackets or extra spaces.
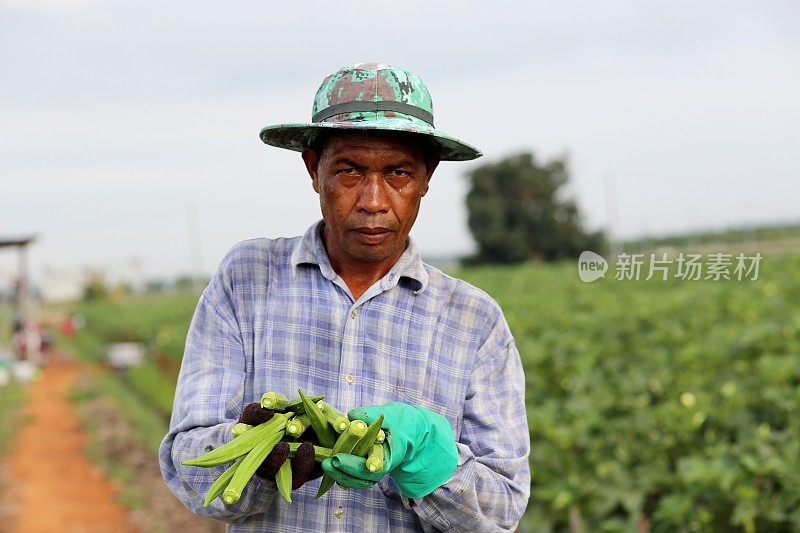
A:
337,168,357,175
392,170,410,177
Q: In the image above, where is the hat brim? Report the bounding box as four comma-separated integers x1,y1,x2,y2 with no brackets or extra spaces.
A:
259,118,482,162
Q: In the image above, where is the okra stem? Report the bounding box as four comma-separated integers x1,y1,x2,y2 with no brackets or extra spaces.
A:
230,423,253,438
286,413,310,438
260,392,289,410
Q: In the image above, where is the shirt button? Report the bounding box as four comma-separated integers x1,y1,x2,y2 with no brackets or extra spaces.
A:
345,374,354,384
334,507,344,518
350,309,358,319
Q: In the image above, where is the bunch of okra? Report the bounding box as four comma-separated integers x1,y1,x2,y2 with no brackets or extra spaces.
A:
182,389,385,506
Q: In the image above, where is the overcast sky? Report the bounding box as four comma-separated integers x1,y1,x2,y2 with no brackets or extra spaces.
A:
1,0,798,286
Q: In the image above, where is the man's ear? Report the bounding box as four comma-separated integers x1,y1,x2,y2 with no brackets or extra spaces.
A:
421,151,441,197
301,147,320,193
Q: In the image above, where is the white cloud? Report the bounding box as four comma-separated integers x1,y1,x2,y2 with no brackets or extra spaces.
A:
0,0,105,13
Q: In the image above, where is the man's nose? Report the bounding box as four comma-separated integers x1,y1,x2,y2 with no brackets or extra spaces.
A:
356,174,389,213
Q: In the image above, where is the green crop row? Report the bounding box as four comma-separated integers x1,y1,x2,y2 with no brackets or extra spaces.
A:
455,252,800,532
67,290,200,362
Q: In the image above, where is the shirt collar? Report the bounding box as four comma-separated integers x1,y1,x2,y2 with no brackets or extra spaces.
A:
290,219,429,295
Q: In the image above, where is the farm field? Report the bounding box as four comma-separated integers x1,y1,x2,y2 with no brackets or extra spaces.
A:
44,251,800,532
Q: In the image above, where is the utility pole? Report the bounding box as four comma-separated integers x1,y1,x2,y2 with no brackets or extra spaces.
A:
603,173,621,258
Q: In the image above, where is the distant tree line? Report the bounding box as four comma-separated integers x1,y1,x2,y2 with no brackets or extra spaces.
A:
463,151,606,264
81,270,208,302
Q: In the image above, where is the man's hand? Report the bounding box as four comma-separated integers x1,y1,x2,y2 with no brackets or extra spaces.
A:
320,402,458,498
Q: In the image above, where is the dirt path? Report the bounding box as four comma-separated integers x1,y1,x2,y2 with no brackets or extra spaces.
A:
6,356,136,533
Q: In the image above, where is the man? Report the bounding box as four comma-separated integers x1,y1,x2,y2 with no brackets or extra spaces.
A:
160,63,530,532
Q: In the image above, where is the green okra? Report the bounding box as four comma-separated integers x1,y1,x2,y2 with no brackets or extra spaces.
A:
260,392,289,410
351,414,384,458
222,429,285,504
376,429,385,444
285,394,324,413
298,389,336,448
287,442,334,462
182,413,290,468
276,459,293,503
316,401,350,433
286,413,310,438
314,419,369,499
230,423,253,438
203,457,244,507
366,443,384,473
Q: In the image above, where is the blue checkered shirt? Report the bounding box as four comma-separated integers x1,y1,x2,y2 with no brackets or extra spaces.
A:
159,220,530,532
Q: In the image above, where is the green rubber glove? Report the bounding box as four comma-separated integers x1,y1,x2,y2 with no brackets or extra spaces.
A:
320,402,458,498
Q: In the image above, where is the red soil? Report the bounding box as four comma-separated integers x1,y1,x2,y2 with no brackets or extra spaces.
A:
6,357,136,533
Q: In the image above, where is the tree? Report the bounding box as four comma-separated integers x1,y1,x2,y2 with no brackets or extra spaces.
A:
82,267,108,301
464,152,606,263
174,275,196,292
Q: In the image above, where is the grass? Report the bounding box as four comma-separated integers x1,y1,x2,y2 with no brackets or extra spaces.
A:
0,379,28,512
66,290,201,362
0,381,28,456
70,369,169,456
125,362,178,418
0,303,13,346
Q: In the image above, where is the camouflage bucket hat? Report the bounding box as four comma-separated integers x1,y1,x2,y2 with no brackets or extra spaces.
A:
259,63,482,161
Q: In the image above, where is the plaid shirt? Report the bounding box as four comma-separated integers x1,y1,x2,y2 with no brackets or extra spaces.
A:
159,220,530,532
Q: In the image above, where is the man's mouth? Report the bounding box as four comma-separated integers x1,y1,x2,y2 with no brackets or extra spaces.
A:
353,227,392,244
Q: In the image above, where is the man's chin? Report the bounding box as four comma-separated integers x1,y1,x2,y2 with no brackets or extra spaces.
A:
346,242,399,264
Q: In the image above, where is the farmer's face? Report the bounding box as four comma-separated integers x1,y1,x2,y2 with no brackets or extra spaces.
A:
302,131,439,271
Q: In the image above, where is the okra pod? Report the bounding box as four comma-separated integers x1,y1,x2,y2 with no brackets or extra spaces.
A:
222,429,285,504
350,415,384,458
366,443,384,472
286,413,310,438
182,413,290,468
316,401,350,433
260,392,289,410
275,459,293,503
298,389,336,448
203,457,243,508
314,419,369,499
376,429,385,444
285,394,324,413
287,442,334,462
